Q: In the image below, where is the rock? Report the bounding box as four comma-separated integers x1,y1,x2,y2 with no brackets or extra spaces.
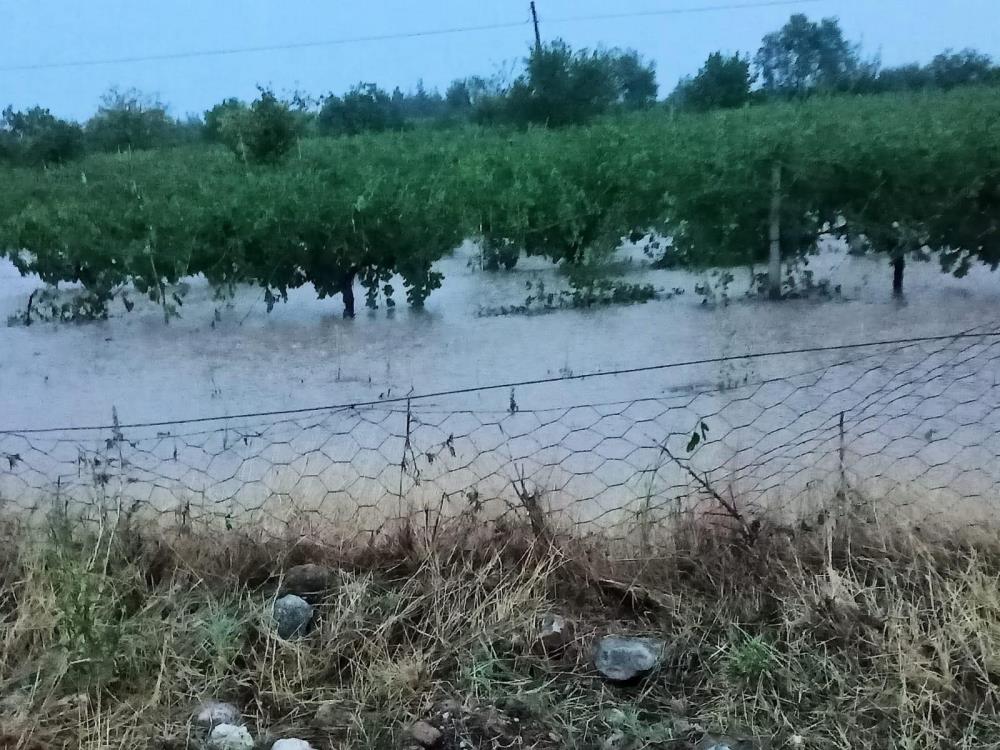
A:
696,737,757,750
593,635,664,682
207,724,254,750
408,720,442,748
194,700,240,728
537,613,573,654
281,564,334,598
273,594,313,638
271,740,315,750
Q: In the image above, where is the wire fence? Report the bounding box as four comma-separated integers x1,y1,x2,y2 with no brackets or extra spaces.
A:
2,328,999,542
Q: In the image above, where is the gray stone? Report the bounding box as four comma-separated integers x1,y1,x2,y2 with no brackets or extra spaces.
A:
696,737,757,750
194,700,240,728
593,635,664,682
273,594,313,639
207,724,254,750
281,564,334,598
271,741,315,750
409,720,442,748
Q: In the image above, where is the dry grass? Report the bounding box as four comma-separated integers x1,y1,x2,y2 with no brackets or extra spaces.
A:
1,506,1000,749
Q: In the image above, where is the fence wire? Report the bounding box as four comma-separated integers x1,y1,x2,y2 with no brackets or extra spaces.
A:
2,328,999,541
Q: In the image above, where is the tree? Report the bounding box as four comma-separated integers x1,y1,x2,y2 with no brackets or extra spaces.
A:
218,89,298,164
85,88,180,151
317,83,406,136
755,14,862,96
871,63,932,93
0,106,84,166
445,79,472,110
392,80,448,121
672,52,752,111
927,49,997,89
204,98,246,143
610,50,658,109
488,41,656,128
863,50,997,94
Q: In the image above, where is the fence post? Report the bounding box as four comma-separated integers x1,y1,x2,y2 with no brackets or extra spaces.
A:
397,398,413,523
768,162,782,301
837,410,846,507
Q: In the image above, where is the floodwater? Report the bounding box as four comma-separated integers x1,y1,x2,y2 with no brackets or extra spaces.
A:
1,242,999,531
2,241,997,429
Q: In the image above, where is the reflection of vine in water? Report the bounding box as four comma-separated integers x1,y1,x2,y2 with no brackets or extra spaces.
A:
477,275,678,318
694,257,843,308
9,281,190,326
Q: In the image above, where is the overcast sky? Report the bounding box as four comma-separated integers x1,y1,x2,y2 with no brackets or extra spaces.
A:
4,0,999,121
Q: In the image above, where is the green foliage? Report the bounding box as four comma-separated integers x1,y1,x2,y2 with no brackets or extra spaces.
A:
189,597,248,679
219,89,299,164
927,48,999,90
672,52,753,111
391,80,450,123
318,83,406,136
755,14,865,96
859,50,998,94
445,79,474,110
203,97,246,143
85,87,183,152
726,633,778,681
610,50,659,109
0,106,85,166
1,89,998,320
481,40,657,128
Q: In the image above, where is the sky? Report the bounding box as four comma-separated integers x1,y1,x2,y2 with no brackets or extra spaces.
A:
3,0,999,121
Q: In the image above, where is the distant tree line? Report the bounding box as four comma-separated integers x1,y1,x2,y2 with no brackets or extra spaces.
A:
2,13,998,168
670,13,999,111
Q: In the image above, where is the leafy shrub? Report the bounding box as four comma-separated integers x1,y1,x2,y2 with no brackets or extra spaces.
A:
318,83,406,136
0,106,85,166
85,88,182,152
671,52,753,111
218,89,299,164
479,40,656,128
203,97,246,143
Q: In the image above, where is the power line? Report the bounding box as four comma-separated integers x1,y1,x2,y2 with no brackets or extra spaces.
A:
1,0,824,73
0,20,532,73
1,329,996,435
547,0,824,25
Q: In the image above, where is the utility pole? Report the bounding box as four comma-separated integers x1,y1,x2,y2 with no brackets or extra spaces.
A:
530,1,542,53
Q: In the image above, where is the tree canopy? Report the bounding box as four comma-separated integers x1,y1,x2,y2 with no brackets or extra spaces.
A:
671,53,753,111
755,14,865,96
477,41,657,128
0,106,84,166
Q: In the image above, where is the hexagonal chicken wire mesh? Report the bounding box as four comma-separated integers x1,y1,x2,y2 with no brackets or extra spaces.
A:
2,328,999,542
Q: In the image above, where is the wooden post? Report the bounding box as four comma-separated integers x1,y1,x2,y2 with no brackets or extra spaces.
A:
768,162,782,301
